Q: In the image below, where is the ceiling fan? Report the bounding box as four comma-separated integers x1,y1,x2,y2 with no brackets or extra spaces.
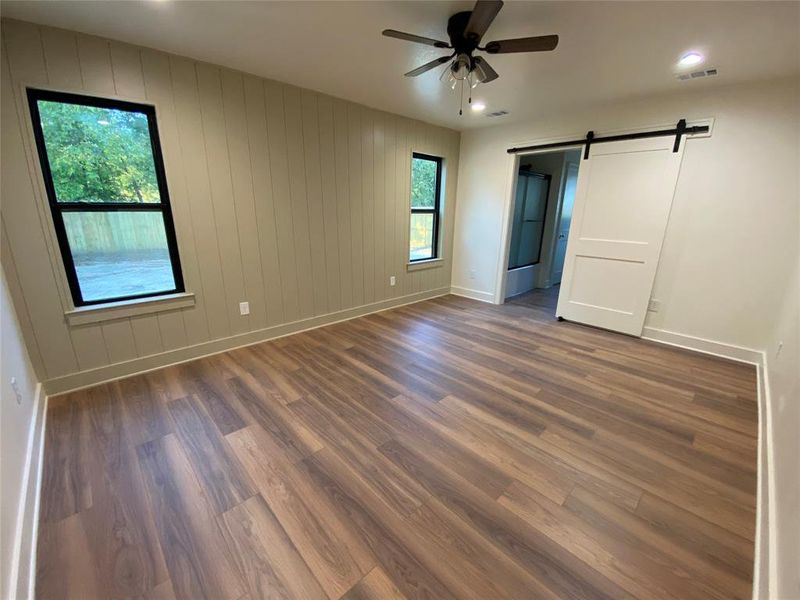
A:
382,0,558,113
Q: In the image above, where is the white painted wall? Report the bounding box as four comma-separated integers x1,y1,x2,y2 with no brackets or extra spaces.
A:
1,267,42,600
453,77,799,352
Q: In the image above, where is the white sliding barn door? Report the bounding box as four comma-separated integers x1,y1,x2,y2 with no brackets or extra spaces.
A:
555,136,685,336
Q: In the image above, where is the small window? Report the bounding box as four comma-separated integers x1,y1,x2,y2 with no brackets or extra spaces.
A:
409,153,442,262
27,89,184,307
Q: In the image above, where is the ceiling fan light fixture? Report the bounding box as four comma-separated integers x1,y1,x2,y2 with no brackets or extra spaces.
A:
471,101,486,112
452,54,471,80
445,69,458,89
382,0,559,114
472,62,487,84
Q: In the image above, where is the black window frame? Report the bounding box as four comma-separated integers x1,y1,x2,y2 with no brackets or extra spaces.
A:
26,88,185,308
409,152,442,263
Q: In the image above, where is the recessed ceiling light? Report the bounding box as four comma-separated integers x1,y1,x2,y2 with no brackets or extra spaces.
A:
471,101,486,112
97,120,110,126
678,52,704,67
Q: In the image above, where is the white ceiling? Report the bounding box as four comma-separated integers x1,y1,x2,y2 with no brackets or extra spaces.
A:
2,1,798,130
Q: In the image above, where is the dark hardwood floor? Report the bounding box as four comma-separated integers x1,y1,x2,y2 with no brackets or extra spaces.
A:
36,292,758,600
506,284,561,314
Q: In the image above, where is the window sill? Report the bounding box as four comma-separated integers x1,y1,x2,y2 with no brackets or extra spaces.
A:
407,258,444,272
65,292,195,326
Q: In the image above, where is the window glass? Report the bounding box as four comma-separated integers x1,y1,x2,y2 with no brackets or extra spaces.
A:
411,157,437,208
37,101,161,203
63,212,175,302
409,213,435,261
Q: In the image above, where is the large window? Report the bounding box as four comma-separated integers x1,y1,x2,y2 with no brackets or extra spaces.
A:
409,153,442,262
27,89,184,307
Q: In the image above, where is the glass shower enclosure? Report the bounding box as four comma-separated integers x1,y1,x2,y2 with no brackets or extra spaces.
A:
508,170,551,270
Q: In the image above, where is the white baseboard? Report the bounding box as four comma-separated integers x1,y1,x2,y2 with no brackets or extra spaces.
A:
449,286,497,304
753,353,766,599
641,326,762,365
44,287,451,395
7,384,47,600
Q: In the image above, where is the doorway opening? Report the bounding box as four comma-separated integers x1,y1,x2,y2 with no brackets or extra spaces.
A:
503,148,581,316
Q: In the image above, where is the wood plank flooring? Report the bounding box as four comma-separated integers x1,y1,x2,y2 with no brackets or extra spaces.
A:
37,292,758,600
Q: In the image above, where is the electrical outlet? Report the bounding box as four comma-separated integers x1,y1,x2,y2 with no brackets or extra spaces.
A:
469,269,476,280
239,301,250,316
390,276,396,286
647,298,661,312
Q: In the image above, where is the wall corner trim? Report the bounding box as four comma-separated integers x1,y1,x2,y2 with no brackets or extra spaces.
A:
449,286,497,304
753,351,778,600
8,383,47,600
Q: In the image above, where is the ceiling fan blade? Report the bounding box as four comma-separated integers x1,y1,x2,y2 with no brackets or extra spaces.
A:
484,34,559,54
473,56,499,83
464,0,504,42
404,55,452,77
382,29,450,48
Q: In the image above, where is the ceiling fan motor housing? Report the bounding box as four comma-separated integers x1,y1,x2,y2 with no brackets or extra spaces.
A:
447,11,481,55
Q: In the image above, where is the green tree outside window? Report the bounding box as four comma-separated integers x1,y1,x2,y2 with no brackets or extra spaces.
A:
38,101,160,203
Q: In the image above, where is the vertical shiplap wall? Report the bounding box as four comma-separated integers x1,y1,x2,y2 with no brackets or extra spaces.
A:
0,19,460,390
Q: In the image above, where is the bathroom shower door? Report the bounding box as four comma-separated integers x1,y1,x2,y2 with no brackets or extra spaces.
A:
508,171,551,270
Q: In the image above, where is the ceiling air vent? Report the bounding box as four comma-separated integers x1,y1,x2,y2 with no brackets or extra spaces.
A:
676,68,718,81
486,109,509,118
